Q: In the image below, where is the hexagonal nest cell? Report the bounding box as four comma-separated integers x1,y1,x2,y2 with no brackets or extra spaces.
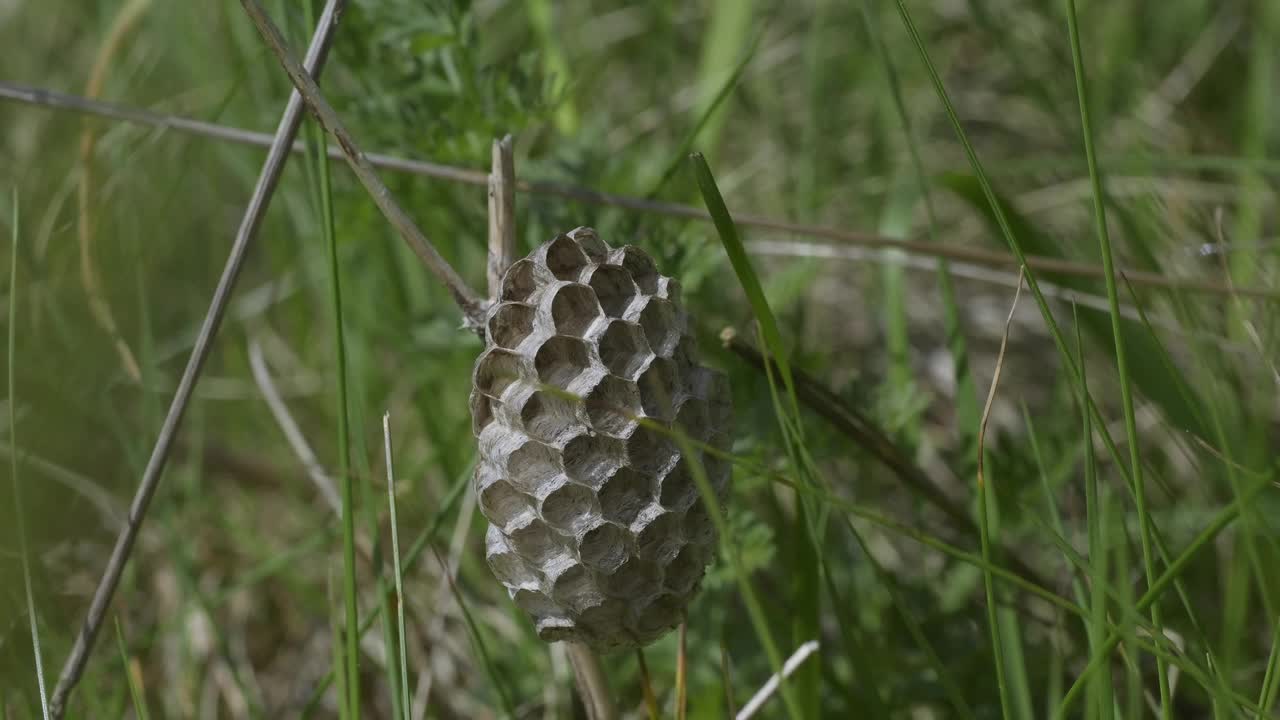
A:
542,234,591,281
586,264,639,318
598,321,651,380
639,297,681,356
471,228,734,651
534,335,590,389
548,283,601,337
585,374,642,438
487,302,536,350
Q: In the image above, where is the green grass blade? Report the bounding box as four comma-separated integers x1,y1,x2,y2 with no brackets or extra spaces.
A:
301,66,359,716
1228,0,1279,292
302,460,472,706
1076,307,1113,720
690,152,803,431
662,418,802,720
1061,1,1169,714
382,414,412,719
327,569,350,720
1054,471,1274,718
938,174,1211,442
114,619,149,720
859,0,981,464
842,517,976,719
430,543,517,717
693,0,756,153
648,32,760,199
8,189,50,720
1259,620,1280,715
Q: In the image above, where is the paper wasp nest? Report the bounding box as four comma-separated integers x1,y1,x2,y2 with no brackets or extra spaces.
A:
469,227,732,651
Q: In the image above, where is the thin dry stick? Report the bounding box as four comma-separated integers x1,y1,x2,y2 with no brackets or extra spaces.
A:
977,266,1026,490
47,3,348,716
3,82,1275,302
238,0,486,326
675,619,689,720
735,640,820,720
78,0,151,383
247,337,341,513
747,238,1256,356
566,643,619,720
636,650,661,720
487,134,516,296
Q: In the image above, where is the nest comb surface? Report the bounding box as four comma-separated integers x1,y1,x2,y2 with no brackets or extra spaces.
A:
470,227,732,651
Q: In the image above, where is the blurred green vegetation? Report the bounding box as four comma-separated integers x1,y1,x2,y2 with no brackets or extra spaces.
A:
1,0,1277,718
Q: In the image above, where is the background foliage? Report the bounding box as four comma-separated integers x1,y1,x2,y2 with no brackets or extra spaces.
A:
1,0,1277,717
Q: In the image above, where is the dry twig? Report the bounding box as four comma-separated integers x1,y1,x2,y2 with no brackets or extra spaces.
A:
3,83,1275,302
238,0,487,326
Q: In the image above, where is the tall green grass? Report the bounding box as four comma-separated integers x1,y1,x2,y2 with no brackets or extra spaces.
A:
2,1,1278,717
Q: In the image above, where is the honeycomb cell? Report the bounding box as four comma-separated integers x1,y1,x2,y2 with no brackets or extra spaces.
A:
613,245,660,295
478,468,533,530
636,357,678,421
500,259,549,303
505,438,561,493
538,479,598,535
682,503,716,547
568,226,608,261
535,335,590,389
702,451,732,500
598,466,653,525
670,335,699,375
579,521,630,573
485,525,538,587
639,298,680,356
543,234,591,281
598,321,651,381
487,302,536,350
657,459,697,512
518,389,580,445
626,425,678,476
587,265,639,319
603,557,661,599
536,616,577,643
672,397,709,442
664,544,708,595
470,391,493,436
474,348,524,398
563,434,625,488
635,508,683,564
585,375,642,437
513,586,560,617
634,592,683,636
549,563,601,612
657,276,682,304
577,598,627,641
508,515,565,564
548,283,602,337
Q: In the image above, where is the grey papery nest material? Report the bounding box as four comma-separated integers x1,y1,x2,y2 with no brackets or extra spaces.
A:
469,227,733,652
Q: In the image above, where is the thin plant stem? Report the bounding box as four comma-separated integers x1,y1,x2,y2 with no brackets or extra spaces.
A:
382,414,412,719
10,190,51,720
1062,1,1170,714
566,643,618,720
636,650,660,720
